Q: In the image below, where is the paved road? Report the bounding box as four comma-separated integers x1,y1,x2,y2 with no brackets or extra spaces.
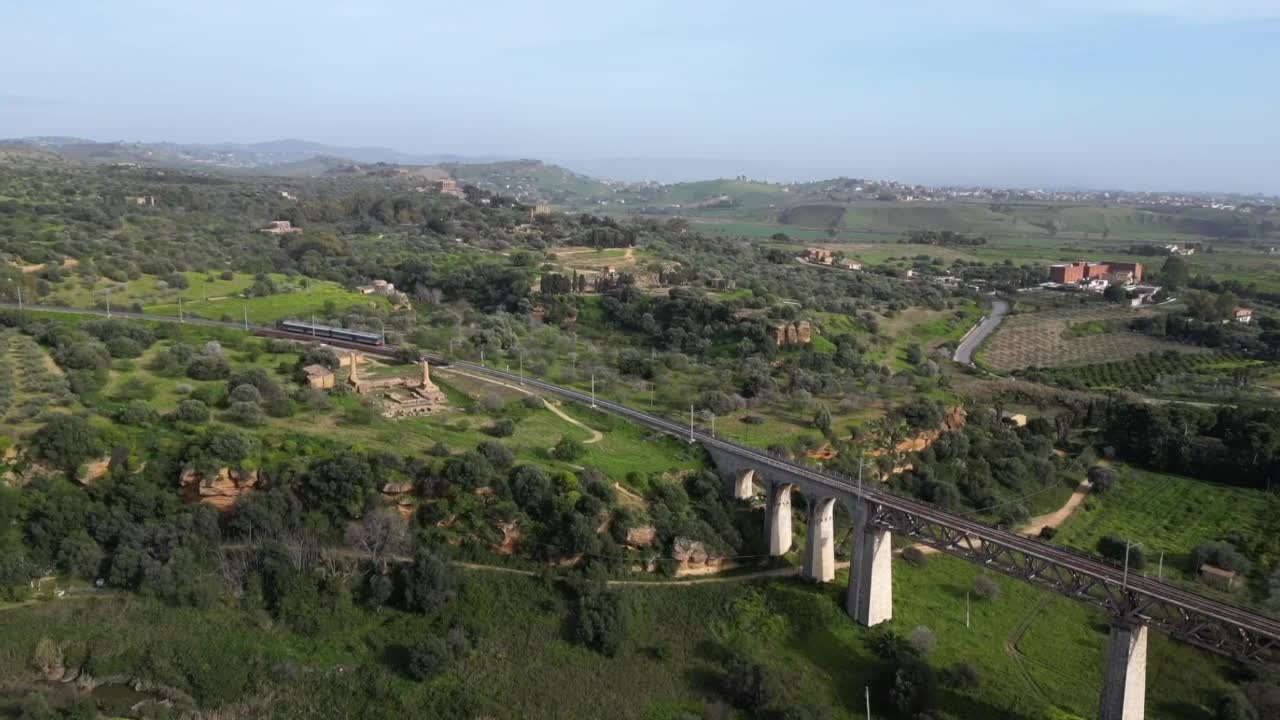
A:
8,302,1280,656
953,298,1010,365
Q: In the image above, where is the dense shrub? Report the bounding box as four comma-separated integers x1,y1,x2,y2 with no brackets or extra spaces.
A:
974,576,1001,600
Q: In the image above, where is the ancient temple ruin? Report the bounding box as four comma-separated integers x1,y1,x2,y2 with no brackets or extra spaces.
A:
347,352,449,418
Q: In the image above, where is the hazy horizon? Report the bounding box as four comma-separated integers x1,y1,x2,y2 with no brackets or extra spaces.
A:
3,1,1278,194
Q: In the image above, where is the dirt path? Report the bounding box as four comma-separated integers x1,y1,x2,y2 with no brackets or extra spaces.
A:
1019,481,1092,537
451,560,807,586
613,482,647,508
440,368,603,445
899,477,1093,557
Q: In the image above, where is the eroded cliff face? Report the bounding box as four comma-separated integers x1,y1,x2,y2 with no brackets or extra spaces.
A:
179,467,260,511
888,405,968,454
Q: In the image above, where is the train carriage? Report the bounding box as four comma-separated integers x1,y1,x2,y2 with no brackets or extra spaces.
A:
276,320,384,346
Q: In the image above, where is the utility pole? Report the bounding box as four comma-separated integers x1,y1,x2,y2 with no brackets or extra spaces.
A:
310,314,316,337
1122,541,1133,590
865,687,871,720
518,352,524,384
243,306,249,332
710,413,715,437
590,373,596,408
480,347,485,366
178,297,184,323
105,288,111,318
966,592,971,629
689,405,695,443
1157,551,1164,581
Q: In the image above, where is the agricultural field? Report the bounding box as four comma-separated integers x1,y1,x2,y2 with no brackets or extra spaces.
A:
1018,350,1277,400
1051,466,1270,591
0,330,75,434
978,304,1209,372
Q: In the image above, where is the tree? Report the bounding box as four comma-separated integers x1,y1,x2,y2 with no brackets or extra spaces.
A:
406,636,452,681
575,585,628,656
1161,255,1190,289
402,551,457,614
1087,465,1117,494
30,414,101,472
908,626,936,656
229,401,266,427
974,575,1001,600
1098,536,1145,569
1103,284,1128,304
551,436,585,461
889,655,938,718
117,400,158,426
813,404,833,435
173,399,210,424
228,383,263,404
487,417,516,438
1191,541,1251,574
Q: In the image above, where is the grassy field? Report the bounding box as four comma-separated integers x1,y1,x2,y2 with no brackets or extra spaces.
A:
43,270,385,324
1051,466,1271,589
1049,466,1269,599
0,552,1239,719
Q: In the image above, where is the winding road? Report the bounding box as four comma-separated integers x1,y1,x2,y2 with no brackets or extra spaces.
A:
953,298,1010,365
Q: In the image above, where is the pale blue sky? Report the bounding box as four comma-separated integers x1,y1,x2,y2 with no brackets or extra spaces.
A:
1,1,1278,192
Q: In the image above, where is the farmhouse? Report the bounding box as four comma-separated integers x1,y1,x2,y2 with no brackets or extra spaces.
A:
1199,564,1240,591
302,364,335,390
261,220,302,235
1048,261,1144,287
804,248,835,265
1232,307,1253,324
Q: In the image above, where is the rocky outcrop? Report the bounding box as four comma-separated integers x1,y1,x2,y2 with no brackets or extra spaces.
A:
179,467,260,511
494,522,521,555
871,406,967,457
77,457,111,486
381,482,415,519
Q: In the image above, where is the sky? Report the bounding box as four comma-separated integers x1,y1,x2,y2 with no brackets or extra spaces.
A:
1,0,1278,192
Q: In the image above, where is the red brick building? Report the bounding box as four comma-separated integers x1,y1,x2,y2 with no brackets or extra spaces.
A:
1049,261,1143,285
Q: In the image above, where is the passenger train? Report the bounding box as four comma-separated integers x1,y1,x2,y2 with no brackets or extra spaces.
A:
276,320,385,346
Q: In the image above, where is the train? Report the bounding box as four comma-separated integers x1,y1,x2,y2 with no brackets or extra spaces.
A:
276,320,385,346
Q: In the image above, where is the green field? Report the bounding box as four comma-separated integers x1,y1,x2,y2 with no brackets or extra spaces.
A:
43,270,386,324
1052,466,1270,587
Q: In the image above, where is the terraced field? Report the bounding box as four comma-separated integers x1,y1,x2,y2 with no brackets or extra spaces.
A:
979,305,1208,371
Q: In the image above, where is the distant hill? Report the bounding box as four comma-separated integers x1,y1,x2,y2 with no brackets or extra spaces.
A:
442,159,625,204
0,136,500,172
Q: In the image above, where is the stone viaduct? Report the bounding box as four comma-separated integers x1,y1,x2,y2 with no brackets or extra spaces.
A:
707,445,1153,720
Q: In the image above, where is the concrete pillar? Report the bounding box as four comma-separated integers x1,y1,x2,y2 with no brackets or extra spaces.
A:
1098,623,1148,720
803,496,836,582
767,483,794,556
846,501,892,626
729,469,755,500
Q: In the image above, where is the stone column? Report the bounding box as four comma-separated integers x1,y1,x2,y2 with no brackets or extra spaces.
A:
803,496,836,582
1098,623,1148,720
730,469,755,500
421,358,431,387
846,500,892,626
767,483,794,556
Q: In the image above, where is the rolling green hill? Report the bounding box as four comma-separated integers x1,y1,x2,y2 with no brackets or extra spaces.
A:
444,159,618,204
